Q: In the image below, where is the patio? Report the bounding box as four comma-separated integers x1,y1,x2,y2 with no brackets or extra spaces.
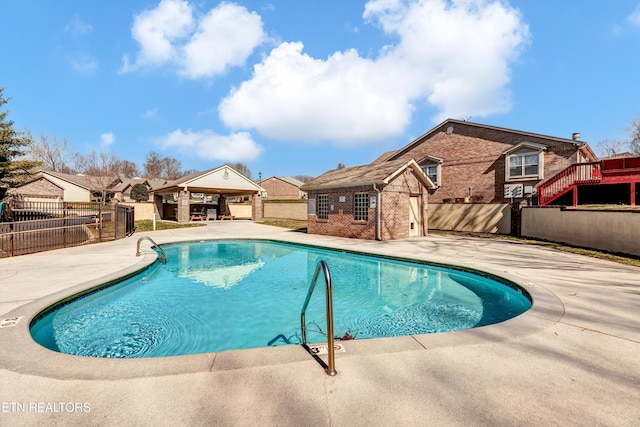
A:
0,221,638,426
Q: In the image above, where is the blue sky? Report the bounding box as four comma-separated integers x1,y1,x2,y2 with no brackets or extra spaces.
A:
2,0,640,179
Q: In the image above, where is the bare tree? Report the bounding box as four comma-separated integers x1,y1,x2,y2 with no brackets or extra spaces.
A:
114,160,139,178
73,150,121,177
628,115,640,155
292,175,314,183
26,131,72,172
596,139,629,158
71,150,121,240
227,162,252,179
143,151,183,180
143,151,164,179
163,157,182,180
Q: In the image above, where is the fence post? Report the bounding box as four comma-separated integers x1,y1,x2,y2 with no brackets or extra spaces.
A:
114,204,119,240
9,222,14,257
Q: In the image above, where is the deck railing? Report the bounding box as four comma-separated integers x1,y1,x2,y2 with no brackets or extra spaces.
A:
538,162,601,205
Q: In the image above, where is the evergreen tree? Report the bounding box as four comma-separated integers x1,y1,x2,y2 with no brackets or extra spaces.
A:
130,183,149,202
0,88,39,186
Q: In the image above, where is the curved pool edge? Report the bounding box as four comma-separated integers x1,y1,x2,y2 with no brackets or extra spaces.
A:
0,237,564,381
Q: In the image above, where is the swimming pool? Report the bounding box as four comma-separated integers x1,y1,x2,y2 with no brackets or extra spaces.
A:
30,240,531,358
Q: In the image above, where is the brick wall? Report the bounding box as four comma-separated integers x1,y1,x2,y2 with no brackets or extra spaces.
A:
262,177,301,199
11,178,63,201
306,169,430,240
307,184,377,240
391,122,582,203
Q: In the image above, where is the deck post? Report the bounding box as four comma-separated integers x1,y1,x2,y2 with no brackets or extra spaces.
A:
631,182,636,206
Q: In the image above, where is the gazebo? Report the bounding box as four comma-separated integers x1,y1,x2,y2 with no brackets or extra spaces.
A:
152,165,265,223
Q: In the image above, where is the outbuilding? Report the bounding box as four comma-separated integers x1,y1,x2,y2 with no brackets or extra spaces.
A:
152,165,265,223
301,159,436,240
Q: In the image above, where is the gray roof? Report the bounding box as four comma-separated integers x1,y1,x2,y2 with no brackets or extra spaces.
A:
386,118,598,163
40,170,120,192
301,159,435,191
114,177,168,192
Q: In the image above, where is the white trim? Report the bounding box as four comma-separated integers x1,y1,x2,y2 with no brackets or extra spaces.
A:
505,147,545,181
503,141,548,155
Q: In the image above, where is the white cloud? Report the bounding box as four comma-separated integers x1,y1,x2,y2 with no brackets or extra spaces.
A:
157,129,263,162
68,51,98,73
100,132,115,148
143,108,159,119
121,0,264,78
219,0,529,145
180,3,264,79
219,42,413,146
65,15,93,37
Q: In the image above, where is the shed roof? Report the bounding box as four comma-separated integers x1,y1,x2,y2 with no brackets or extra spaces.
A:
301,159,435,191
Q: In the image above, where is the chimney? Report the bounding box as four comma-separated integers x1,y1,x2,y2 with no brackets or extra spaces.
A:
572,132,581,141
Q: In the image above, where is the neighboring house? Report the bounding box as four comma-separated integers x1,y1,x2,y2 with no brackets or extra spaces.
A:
112,177,167,202
8,170,119,203
260,176,306,199
376,119,598,204
301,159,436,240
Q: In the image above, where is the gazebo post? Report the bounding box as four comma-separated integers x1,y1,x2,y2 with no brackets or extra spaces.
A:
177,190,191,223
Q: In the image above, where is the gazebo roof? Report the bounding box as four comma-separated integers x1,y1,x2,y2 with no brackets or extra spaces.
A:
153,165,264,196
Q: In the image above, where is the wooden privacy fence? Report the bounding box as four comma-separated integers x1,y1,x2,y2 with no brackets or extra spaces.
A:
0,203,135,258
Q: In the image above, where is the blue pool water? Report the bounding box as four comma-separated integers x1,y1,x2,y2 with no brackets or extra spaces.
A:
30,240,531,358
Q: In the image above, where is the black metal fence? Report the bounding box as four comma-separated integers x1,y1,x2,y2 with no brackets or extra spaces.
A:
0,201,134,258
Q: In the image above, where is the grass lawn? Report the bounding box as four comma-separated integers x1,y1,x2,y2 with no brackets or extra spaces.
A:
430,230,640,268
258,218,307,231
134,220,205,232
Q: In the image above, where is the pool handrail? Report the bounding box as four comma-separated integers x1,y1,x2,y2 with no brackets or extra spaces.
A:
300,259,337,376
135,236,166,263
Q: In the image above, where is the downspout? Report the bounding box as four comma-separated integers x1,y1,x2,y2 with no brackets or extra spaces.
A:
373,183,382,241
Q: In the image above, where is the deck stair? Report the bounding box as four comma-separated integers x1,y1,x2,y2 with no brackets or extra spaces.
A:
538,162,601,206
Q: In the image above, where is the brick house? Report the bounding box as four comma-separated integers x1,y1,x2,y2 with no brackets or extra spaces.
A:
301,159,436,240
8,170,120,203
260,176,306,199
377,119,598,204
112,177,167,202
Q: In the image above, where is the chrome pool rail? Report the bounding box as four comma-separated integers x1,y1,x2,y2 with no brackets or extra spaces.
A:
135,236,166,263
300,260,337,376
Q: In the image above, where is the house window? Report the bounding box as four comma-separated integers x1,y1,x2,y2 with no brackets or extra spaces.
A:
504,143,546,181
424,165,438,185
354,193,368,221
317,194,329,220
420,162,441,187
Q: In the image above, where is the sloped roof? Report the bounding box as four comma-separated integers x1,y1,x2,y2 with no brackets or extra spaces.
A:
386,118,598,162
370,150,399,165
153,165,264,195
279,176,305,187
114,177,168,192
301,159,435,191
262,176,305,188
39,170,119,191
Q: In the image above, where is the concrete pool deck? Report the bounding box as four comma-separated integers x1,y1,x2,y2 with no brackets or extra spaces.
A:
0,221,638,426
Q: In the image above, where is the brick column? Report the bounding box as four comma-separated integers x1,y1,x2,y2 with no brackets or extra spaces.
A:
252,192,264,221
177,190,190,223
153,194,163,219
